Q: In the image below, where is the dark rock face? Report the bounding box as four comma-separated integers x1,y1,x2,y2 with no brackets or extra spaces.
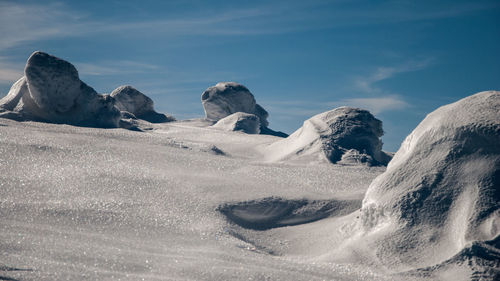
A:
320,107,390,165
110,85,174,123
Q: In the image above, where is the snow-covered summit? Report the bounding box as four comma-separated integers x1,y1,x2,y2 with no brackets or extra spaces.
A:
265,106,391,166
357,91,500,270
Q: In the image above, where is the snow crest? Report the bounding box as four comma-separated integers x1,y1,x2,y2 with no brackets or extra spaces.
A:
357,91,500,271
212,112,261,134
265,107,391,166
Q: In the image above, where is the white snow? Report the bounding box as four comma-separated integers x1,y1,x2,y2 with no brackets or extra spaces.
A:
212,112,260,134
1,52,498,280
351,91,500,273
264,107,391,166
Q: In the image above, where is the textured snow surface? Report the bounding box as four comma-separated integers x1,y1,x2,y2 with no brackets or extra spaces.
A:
212,112,260,134
353,91,499,277
265,107,391,166
0,118,395,281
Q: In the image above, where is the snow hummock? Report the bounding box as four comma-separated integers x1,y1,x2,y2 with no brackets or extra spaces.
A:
201,82,287,137
0,51,120,128
0,51,174,129
110,85,174,123
352,91,500,273
265,107,391,166
212,112,260,134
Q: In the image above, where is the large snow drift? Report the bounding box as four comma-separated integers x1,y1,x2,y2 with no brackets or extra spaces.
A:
212,112,261,134
201,82,287,137
357,91,500,271
0,51,120,128
265,107,391,166
110,85,174,123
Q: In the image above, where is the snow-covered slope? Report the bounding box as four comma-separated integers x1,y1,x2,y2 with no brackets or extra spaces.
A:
265,107,391,166
352,91,499,275
0,117,388,281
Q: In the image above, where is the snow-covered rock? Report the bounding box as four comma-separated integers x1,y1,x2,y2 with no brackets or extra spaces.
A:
0,51,120,128
357,91,500,270
110,85,174,123
265,107,391,166
212,112,260,134
201,82,288,137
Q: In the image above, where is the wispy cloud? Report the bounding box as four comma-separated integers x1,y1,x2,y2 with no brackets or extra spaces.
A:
75,61,160,76
354,58,434,94
0,57,23,84
337,96,409,114
1,1,498,53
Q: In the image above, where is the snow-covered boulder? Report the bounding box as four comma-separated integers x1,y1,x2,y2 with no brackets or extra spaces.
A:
0,51,120,128
357,91,500,270
212,112,260,134
201,82,280,132
110,85,174,123
265,107,391,165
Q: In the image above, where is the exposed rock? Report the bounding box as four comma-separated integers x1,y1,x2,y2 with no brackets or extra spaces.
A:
212,112,260,134
110,85,174,123
265,107,391,165
356,91,500,271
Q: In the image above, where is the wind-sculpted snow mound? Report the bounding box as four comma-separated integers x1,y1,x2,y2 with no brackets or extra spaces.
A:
0,51,120,128
265,107,391,166
212,112,260,134
111,85,174,123
356,91,500,274
201,82,287,137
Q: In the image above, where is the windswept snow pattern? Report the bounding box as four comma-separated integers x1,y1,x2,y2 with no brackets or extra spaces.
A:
265,107,392,166
355,91,500,277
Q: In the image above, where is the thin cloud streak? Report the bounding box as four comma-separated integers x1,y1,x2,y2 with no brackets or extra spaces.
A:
355,58,434,94
1,1,498,52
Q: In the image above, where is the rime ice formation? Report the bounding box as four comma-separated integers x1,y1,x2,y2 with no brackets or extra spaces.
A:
212,112,260,134
110,85,174,123
265,107,391,166
201,82,287,137
0,51,120,128
358,91,500,271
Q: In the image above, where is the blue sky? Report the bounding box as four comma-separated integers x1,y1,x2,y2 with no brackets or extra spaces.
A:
1,0,499,151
